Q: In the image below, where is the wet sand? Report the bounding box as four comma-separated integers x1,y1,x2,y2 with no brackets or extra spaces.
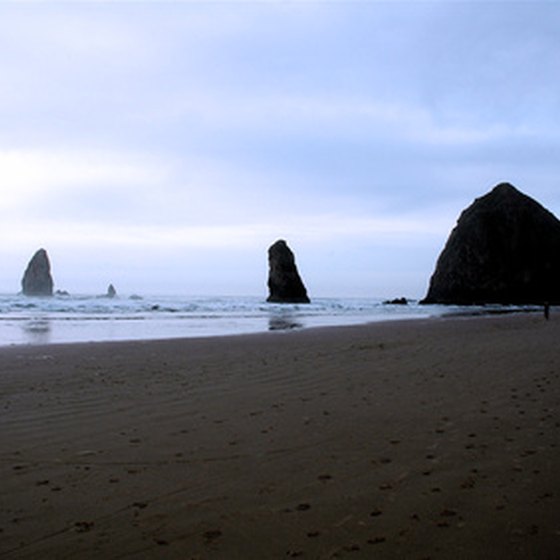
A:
1,314,559,559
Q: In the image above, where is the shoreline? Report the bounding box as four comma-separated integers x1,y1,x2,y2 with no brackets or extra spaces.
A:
0,312,434,353
0,306,543,351
0,291,544,348
2,313,559,558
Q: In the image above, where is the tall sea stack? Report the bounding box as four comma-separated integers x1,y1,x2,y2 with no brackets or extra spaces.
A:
267,240,310,303
423,183,560,305
21,248,54,296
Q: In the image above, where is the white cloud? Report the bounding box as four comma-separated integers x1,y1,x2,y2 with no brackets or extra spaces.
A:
143,88,524,151
0,210,448,256
0,149,170,211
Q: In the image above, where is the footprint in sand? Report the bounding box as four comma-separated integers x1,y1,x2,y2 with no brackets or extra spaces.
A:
440,508,457,517
74,521,95,533
203,529,223,543
307,531,320,538
460,477,476,489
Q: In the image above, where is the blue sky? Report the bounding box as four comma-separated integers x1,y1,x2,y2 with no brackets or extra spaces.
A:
1,1,559,298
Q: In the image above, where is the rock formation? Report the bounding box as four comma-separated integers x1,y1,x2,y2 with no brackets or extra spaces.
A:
383,297,408,305
106,284,117,298
21,248,54,296
422,183,560,305
266,240,310,303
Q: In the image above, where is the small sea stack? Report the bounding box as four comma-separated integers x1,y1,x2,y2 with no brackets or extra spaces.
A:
106,284,117,298
422,183,560,305
384,297,409,305
266,239,310,304
21,248,54,296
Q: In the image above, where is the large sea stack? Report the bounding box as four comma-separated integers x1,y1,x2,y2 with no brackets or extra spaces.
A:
423,183,560,305
267,240,310,303
21,248,54,296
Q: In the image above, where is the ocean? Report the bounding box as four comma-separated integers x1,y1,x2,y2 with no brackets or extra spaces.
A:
0,293,538,346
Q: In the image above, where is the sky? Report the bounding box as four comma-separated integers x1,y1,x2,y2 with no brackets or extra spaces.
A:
1,1,560,299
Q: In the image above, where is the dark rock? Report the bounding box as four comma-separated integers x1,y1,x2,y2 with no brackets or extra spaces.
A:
55,290,70,296
266,240,310,303
422,183,560,304
384,297,408,305
106,284,117,298
21,249,54,296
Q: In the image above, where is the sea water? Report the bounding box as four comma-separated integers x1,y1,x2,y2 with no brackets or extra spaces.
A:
0,293,537,346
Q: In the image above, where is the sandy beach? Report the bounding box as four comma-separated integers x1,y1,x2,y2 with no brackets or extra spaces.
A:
1,314,559,559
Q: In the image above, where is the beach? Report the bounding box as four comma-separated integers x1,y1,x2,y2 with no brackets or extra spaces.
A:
1,314,559,559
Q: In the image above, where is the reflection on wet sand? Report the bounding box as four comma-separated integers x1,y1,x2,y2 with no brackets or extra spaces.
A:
22,318,51,344
268,313,303,331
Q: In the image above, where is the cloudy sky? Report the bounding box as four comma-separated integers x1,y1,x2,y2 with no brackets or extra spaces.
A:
1,1,559,298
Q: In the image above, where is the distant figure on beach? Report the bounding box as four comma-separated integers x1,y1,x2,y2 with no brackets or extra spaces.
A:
544,302,550,320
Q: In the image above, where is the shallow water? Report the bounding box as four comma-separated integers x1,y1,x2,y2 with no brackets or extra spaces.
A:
0,293,538,346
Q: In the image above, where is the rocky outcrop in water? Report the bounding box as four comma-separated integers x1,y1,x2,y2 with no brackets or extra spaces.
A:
106,284,117,298
267,240,310,303
21,248,54,296
384,297,409,305
422,183,560,304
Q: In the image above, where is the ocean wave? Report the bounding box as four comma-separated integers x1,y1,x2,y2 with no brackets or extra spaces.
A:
0,293,539,346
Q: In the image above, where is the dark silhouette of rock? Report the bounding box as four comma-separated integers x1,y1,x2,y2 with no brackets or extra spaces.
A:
423,183,560,305
267,240,310,303
106,284,117,298
21,248,54,296
384,297,408,305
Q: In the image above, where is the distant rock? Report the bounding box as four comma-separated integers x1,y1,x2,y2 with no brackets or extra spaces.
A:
55,290,70,297
266,240,310,303
422,183,560,304
21,248,54,296
106,284,117,298
384,297,408,305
